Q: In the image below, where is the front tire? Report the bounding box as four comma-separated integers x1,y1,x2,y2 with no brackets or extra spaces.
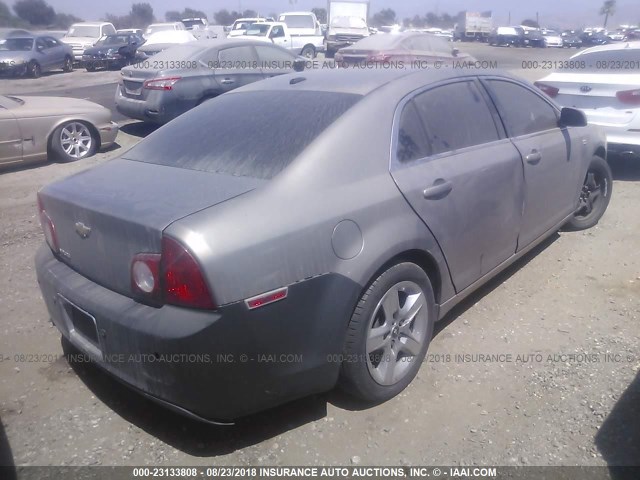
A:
28,61,41,78
338,262,435,403
62,56,73,72
564,156,612,231
50,121,97,163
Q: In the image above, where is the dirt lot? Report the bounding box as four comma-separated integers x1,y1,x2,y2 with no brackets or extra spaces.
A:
0,44,639,471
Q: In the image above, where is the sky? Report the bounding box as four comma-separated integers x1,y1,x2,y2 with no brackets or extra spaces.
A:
37,0,640,29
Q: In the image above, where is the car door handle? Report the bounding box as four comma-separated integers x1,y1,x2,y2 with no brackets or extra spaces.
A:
525,150,542,164
221,78,235,85
423,179,453,199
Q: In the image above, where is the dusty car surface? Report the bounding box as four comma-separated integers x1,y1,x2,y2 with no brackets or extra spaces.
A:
0,35,73,77
334,32,472,66
0,94,118,167
136,30,197,58
116,39,306,124
36,68,611,424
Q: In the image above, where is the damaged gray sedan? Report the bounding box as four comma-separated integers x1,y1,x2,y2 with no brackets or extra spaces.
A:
36,68,611,423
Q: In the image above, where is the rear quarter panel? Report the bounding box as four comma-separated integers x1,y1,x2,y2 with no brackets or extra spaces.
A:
166,82,455,310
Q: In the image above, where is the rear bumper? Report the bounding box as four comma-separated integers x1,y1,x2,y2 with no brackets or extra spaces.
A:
115,85,185,124
35,245,357,422
582,110,640,151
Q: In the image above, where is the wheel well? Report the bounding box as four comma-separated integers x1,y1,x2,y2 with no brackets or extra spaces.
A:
302,44,315,51
594,146,606,160
367,250,443,305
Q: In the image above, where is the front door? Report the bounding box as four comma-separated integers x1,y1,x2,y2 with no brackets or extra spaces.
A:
482,78,581,250
390,79,525,292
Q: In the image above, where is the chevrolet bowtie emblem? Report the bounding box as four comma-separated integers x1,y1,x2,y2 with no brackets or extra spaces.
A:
75,222,92,239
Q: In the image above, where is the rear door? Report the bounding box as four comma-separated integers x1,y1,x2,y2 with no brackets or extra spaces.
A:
390,79,524,292
482,78,581,250
0,101,22,164
214,45,264,92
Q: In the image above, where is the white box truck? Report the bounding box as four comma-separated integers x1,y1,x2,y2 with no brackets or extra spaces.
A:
325,0,370,58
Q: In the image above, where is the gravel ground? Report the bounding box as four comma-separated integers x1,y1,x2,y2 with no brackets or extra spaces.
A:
0,43,639,471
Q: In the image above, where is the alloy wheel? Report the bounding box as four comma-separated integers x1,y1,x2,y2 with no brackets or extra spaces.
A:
366,281,428,386
60,122,93,159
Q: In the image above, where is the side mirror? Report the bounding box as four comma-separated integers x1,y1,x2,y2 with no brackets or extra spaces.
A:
293,58,306,72
452,47,459,57
559,107,587,127
36,44,45,52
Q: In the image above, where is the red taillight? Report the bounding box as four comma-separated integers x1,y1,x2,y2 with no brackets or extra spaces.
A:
161,236,215,310
131,253,161,299
367,52,392,62
534,82,559,98
616,89,640,105
143,77,182,90
37,193,58,253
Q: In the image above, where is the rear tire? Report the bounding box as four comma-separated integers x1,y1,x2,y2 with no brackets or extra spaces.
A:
564,156,612,231
301,45,315,59
338,262,435,403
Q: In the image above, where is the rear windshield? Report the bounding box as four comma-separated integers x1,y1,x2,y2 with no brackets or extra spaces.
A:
281,15,315,29
123,91,361,179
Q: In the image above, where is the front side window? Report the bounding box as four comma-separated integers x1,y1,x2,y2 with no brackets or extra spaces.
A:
486,80,559,137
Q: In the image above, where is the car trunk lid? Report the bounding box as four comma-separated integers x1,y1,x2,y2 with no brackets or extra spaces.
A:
542,72,640,109
38,158,263,298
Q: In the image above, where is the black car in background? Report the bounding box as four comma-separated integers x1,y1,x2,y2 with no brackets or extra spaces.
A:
580,31,610,47
523,29,546,48
562,34,583,48
82,33,145,71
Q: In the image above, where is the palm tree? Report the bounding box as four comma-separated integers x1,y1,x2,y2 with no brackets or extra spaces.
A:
600,0,616,28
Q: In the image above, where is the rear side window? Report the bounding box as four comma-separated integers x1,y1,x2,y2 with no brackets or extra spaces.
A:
281,15,315,29
397,101,431,162
411,81,500,156
218,46,257,63
486,80,558,137
123,91,361,179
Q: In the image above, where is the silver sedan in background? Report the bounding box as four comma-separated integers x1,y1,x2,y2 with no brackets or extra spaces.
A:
115,38,306,124
37,69,610,423
0,35,74,77
0,94,118,167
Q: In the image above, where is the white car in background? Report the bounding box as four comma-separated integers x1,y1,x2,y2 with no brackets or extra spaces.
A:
144,22,185,39
136,30,197,58
543,31,564,47
535,42,640,157
228,18,269,37
62,22,116,61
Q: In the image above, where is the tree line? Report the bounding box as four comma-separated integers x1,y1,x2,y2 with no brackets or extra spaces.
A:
0,0,628,32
